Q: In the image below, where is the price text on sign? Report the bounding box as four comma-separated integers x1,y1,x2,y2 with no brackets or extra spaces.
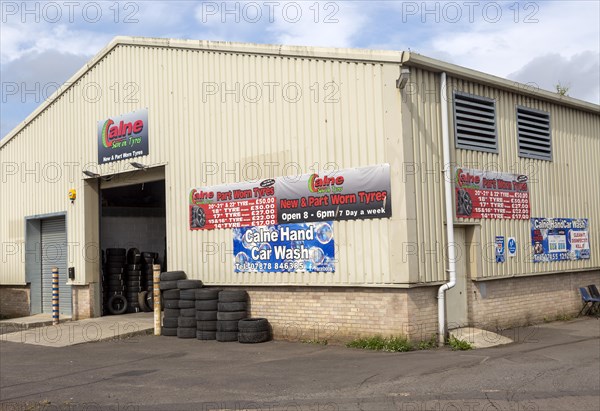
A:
455,167,530,220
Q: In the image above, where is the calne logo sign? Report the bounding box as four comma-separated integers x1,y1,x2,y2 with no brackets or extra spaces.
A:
101,118,144,148
308,173,345,193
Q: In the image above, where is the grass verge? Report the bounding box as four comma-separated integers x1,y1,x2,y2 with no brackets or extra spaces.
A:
346,335,437,352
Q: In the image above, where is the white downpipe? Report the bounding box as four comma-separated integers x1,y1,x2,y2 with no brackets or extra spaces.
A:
437,71,457,346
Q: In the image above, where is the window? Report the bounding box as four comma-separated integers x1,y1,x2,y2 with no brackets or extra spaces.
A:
453,92,498,153
517,106,552,161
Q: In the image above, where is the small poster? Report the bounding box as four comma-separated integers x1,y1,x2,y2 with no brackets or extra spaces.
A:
495,236,505,263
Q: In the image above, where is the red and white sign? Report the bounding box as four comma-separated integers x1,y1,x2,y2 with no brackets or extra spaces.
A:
454,167,530,220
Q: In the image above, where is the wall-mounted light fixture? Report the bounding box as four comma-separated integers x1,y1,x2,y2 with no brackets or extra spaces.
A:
396,67,411,89
82,170,100,178
130,162,148,170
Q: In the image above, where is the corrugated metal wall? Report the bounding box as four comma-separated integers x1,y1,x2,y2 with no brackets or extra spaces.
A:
1,43,411,287
405,67,600,281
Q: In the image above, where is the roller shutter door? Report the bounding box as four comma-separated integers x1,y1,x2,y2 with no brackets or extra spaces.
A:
41,217,71,316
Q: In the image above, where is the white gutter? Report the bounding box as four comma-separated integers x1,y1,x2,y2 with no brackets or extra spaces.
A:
437,71,457,346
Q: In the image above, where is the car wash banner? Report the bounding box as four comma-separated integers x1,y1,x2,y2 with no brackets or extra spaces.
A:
455,167,530,220
233,222,335,272
97,108,149,165
189,164,391,230
531,218,590,262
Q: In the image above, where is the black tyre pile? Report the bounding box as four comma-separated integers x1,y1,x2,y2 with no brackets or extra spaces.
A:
238,318,270,343
216,290,249,342
125,248,142,313
195,288,220,340
177,279,204,338
141,252,157,293
104,248,127,315
159,271,187,336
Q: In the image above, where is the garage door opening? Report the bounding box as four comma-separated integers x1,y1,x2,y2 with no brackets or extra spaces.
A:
100,179,166,315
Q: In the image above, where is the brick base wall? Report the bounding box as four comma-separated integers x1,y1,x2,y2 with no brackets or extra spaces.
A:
0,286,30,319
468,270,600,330
245,286,438,343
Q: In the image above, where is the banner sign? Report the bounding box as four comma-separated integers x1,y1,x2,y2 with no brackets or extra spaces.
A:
455,167,530,220
97,108,149,164
233,222,335,272
190,164,391,230
531,218,590,262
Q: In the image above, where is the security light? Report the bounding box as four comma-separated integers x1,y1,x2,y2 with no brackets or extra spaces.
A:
130,162,148,170
82,170,100,178
396,67,410,89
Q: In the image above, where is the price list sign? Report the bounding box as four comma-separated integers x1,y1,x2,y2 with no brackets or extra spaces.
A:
190,181,277,230
455,167,530,220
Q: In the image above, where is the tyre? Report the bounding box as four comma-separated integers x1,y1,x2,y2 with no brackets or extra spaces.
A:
162,289,180,300
177,279,203,290
106,255,126,264
179,300,195,309
178,317,196,328
126,281,141,288
106,267,124,275
218,302,247,312
180,308,196,317
107,294,128,315
162,317,178,328
138,291,150,312
106,273,124,281
160,271,187,281
238,318,269,333
107,280,123,288
195,288,221,300
164,308,180,318
196,311,217,321
216,331,238,342
219,290,248,302
197,330,217,340
217,311,247,321
106,248,126,256
146,292,154,310
105,262,124,270
126,306,140,314
163,300,179,309
191,205,206,228
108,286,125,293
217,320,239,332
126,264,142,271
127,248,141,264
195,300,218,311
159,280,179,290
161,327,178,337
177,327,196,339
126,270,142,277
141,251,155,258
457,189,473,216
196,321,217,331
238,331,270,344
179,290,197,300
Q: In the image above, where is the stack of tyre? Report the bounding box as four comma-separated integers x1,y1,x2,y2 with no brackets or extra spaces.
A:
238,318,271,343
125,248,142,313
195,288,220,340
104,248,127,315
177,279,204,338
216,290,249,342
141,252,156,292
159,271,187,336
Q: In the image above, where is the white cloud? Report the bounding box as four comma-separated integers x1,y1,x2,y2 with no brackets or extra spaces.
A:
508,52,600,104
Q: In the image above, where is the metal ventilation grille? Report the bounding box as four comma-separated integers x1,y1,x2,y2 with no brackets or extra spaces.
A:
517,106,552,160
454,92,497,152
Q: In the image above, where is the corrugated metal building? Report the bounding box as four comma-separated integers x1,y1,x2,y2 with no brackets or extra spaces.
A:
1,37,598,340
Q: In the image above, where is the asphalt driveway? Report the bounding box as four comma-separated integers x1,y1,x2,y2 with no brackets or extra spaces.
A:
1,317,598,411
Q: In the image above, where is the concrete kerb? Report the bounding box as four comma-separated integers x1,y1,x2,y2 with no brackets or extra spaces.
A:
0,312,154,347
